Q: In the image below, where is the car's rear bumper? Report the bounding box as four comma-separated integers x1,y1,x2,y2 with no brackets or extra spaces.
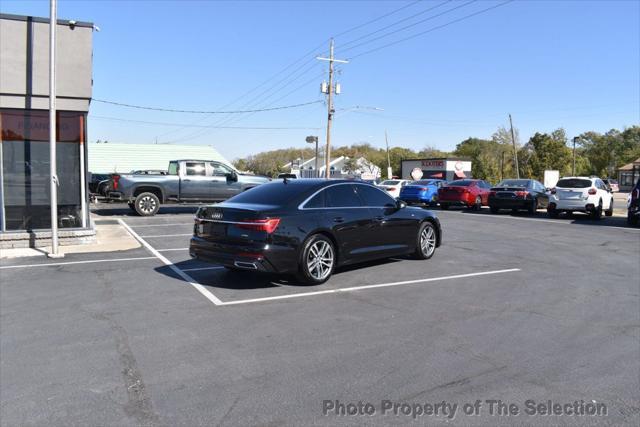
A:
549,198,595,212
438,198,471,207
189,236,297,273
489,197,530,209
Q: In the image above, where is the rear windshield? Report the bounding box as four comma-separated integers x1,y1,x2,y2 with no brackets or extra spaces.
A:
447,180,473,187
497,179,529,187
381,180,400,185
556,178,592,188
226,182,307,205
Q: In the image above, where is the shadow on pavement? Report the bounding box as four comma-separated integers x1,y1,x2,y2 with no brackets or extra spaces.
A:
154,257,405,290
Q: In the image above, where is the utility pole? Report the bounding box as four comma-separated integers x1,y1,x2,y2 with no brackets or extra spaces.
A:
500,151,505,181
48,0,62,258
317,39,348,179
509,114,519,179
385,130,392,179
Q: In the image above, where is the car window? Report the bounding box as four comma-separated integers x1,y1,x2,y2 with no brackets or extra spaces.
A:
211,162,233,176
556,178,592,188
354,184,395,207
185,162,206,176
229,182,303,205
168,162,178,176
304,190,325,208
447,180,473,187
498,179,529,187
325,184,362,208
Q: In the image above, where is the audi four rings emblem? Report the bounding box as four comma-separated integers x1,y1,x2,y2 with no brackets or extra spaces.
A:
211,211,223,220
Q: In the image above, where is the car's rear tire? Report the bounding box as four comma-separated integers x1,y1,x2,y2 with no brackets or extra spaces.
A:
470,196,482,211
628,213,639,226
490,205,499,214
414,221,437,260
295,234,335,285
590,200,603,220
548,207,559,218
527,199,537,215
134,192,160,216
605,199,613,217
440,203,449,210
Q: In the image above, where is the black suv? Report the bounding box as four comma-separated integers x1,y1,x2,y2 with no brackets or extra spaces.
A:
628,178,640,226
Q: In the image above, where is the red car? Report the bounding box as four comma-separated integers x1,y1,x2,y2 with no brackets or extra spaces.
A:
438,179,492,210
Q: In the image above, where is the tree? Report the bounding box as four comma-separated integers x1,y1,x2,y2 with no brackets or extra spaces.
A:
521,129,572,180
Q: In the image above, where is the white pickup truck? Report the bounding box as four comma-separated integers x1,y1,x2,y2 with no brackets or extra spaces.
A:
107,159,270,216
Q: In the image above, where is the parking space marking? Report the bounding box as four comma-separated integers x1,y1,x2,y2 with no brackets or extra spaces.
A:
139,234,192,238
218,268,521,306
157,248,189,252
181,266,225,272
118,219,224,306
438,210,640,231
129,223,193,228
0,256,156,270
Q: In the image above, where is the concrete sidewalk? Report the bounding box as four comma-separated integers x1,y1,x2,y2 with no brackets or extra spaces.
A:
0,219,140,259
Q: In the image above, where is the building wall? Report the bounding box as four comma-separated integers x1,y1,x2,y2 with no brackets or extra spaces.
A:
0,14,93,111
88,143,233,173
401,158,472,181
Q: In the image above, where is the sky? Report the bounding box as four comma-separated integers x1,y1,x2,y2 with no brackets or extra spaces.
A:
2,0,639,161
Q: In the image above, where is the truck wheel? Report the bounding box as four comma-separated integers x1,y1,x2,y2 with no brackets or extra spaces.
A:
134,192,160,216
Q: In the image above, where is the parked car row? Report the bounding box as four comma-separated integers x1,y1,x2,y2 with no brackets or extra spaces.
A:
394,176,633,223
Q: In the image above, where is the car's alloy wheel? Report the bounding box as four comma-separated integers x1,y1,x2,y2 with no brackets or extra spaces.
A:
297,235,335,284
134,192,160,216
527,198,537,215
415,222,437,260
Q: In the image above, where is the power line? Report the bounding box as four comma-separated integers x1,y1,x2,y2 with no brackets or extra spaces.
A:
91,98,322,114
332,0,423,38
89,115,322,130
348,0,514,60
341,0,476,55
338,0,452,50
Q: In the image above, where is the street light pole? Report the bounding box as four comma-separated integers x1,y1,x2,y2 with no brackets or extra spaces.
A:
573,136,578,176
306,135,319,177
48,0,62,258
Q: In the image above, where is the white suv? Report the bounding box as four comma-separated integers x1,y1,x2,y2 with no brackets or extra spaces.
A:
548,176,613,219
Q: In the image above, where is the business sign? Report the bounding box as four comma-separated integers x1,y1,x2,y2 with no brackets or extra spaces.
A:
420,160,445,169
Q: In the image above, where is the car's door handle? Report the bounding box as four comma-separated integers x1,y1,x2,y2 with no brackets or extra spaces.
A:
183,179,191,182
333,217,344,223
374,216,384,222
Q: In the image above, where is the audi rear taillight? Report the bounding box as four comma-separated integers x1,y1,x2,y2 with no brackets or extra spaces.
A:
588,188,597,195
237,218,280,233
515,190,529,198
112,174,120,190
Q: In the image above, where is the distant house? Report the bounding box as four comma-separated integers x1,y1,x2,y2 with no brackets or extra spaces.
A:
284,156,381,180
88,142,232,173
617,157,640,191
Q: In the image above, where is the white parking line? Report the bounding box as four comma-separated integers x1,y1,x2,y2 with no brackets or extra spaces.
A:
157,248,189,252
118,219,224,306
129,223,193,228
218,268,521,306
139,234,192,238
0,256,157,270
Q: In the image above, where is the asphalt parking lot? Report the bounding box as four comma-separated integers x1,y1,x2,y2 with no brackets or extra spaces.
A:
1,203,639,426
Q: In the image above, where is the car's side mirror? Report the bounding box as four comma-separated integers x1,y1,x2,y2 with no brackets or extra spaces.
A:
226,172,238,182
396,199,407,209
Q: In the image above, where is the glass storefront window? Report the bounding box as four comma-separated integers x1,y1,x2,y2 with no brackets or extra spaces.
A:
1,109,85,231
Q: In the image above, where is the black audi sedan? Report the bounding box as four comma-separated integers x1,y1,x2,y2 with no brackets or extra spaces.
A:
189,179,442,284
488,179,549,215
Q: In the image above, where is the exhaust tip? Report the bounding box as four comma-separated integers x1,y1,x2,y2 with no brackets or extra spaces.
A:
234,261,258,270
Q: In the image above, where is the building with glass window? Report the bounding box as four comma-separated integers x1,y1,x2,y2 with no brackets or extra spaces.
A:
617,158,640,192
0,13,94,248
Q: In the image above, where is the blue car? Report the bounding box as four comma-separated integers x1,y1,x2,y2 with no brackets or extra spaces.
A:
399,179,447,205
